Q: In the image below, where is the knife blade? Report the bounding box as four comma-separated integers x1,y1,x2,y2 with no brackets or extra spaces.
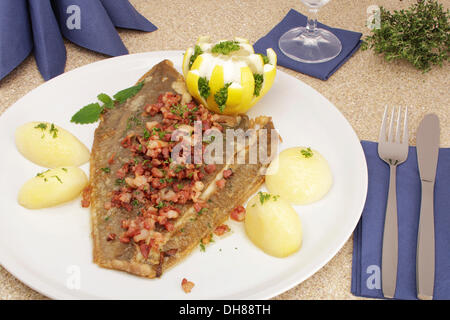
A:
416,113,440,300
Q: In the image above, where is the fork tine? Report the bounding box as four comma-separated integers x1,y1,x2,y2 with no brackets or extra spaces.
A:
402,106,408,144
395,106,402,143
388,107,395,142
379,106,388,142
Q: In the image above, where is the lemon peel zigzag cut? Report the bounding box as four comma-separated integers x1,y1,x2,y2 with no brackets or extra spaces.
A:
182,37,277,115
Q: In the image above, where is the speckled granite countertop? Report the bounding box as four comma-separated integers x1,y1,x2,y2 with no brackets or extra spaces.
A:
0,0,448,300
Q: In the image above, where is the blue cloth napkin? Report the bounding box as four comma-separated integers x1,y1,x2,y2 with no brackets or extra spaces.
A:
0,0,33,81
28,0,66,81
352,141,450,300
254,9,362,80
0,0,157,82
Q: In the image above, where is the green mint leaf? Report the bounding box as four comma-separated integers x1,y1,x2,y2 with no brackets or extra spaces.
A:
71,103,103,124
97,93,114,109
113,82,144,104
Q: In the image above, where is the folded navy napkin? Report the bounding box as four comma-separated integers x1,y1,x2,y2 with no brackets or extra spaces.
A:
352,141,450,300
0,0,157,82
254,9,362,80
0,0,33,81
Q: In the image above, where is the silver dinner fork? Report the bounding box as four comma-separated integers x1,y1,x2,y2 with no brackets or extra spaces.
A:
378,106,409,299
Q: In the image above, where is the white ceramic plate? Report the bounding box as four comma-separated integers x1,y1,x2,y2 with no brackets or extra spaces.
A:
0,51,367,299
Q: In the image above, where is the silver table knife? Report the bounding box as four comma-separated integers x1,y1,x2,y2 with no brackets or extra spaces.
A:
416,114,440,300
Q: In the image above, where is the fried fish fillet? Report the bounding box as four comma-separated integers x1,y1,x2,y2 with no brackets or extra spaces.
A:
89,60,275,278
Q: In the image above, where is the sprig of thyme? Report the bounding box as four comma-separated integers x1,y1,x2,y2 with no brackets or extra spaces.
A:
362,0,449,72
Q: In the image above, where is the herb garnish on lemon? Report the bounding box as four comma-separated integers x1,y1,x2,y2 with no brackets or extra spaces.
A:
183,37,277,115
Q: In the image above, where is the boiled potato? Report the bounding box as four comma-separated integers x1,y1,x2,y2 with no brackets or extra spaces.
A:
266,147,332,205
18,167,88,209
245,192,302,258
15,122,90,168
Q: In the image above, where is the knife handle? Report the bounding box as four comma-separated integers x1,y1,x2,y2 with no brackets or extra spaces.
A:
382,164,398,299
417,180,435,300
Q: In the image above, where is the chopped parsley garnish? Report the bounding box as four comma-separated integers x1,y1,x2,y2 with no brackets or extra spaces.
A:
214,83,232,112
199,243,206,252
62,168,68,172
131,199,140,207
257,192,280,205
174,165,185,173
158,130,168,140
197,208,208,215
52,175,63,184
198,77,210,100
151,127,161,135
142,159,151,167
211,41,240,55
301,147,313,158
170,104,188,117
34,123,58,138
34,123,47,131
115,178,125,186
258,191,271,205
143,129,150,140
203,135,216,144
36,169,50,181
104,216,110,221
189,45,203,69
34,123,48,138
253,74,264,97
126,115,142,131
101,167,111,173
49,124,58,138
156,201,165,209
259,53,270,64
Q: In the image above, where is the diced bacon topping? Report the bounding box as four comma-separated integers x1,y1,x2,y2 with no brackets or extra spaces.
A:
216,179,226,189
230,205,246,222
204,164,216,174
214,224,231,236
107,233,116,241
108,152,116,165
201,233,213,245
104,92,236,257
223,169,233,179
181,278,195,294
81,186,92,208
139,243,150,259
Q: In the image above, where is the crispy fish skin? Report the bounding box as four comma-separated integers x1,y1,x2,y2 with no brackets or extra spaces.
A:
89,60,275,278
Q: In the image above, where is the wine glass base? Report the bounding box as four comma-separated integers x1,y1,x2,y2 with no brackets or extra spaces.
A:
278,27,342,64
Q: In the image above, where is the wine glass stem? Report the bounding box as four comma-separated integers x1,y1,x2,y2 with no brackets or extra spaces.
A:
306,8,319,37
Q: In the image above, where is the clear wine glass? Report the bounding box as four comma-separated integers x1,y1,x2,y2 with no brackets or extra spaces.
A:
279,0,342,63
